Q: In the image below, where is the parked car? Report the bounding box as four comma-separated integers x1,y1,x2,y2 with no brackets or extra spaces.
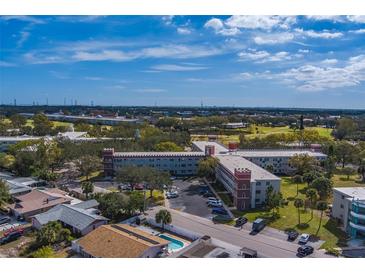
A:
0,216,11,225
297,245,314,257
206,197,218,204
298,233,310,244
203,191,215,198
212,207,228,215
0,231,22,245
235,217,248,227
134,184,144,190
166,191,178,199
240,247,258,258
208,200,223,207
252,218,266,233
287,230,299,241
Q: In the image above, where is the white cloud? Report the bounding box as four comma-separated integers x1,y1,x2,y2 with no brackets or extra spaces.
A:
17,31,30,48
151,64,208,71
259,55,365,91
1,16,45,24
24,43,223,64
177,27,192,35
84,76,104,81
136,88,166,93
350,29,365,34
346,16,365,23
238,49,292,63
253,33,294,44
295,28,343,39
0,61,16,67
305,16,344,22
204,18,240,36
321,59,338,65
225,16,296,30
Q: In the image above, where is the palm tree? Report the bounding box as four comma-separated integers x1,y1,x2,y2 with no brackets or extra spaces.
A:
0,179,10,209
81,181,94,199
292,175,303,196
316,201,328,235
306,188,318,219
294,198,304,225
155,209,172,231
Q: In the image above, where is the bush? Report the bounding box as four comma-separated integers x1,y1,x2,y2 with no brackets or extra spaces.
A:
325,247,340,257
30,246,55,258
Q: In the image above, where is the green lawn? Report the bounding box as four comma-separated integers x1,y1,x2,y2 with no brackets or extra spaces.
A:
232,177,348,249
25,119,73,129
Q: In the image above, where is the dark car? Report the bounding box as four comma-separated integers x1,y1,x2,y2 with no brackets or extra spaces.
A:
235,217,248,227
0,231,22,245
212,207,228,215
287,230,299,241
297,245,314,257
202,191,214,198
0,216,11,225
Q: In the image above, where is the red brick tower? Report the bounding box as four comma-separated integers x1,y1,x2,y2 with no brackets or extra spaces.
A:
103,148,115,177
233,168,251,210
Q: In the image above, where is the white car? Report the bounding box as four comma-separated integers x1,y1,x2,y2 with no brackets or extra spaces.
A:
298,233,310,244
206,197,218,204
166,191,178,199
208,200,223,207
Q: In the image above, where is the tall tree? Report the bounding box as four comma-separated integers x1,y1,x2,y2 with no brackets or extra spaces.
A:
9,114,27,128
305,188,318,219
294,198,304,225
0,179,10,209
197,157,219,180
76,155,102,181
95,192,129,220
155,209,172,231
311,177,333,200
292,175,303,196
333,118,357,140
316,201,328,235
33,113,53,136
154,141,183,152
81,181,94,199
289,154,318,175
36,221,71,247
334,141,356,168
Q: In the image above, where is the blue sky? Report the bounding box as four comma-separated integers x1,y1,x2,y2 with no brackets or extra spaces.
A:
1,15,365,108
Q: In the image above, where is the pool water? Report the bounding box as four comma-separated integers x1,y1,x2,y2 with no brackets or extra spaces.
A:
159,234,184,250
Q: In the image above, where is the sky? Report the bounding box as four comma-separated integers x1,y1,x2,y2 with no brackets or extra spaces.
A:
1,15,365,109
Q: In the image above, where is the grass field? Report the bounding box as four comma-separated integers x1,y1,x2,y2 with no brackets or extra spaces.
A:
191,126,333,146
232,177,348,249
25,119,72,128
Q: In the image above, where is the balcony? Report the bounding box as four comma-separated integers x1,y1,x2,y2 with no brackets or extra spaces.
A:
349,221,365,232
350,211,365,221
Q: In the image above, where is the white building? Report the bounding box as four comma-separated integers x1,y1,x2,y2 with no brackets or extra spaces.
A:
332,187,365,239
215,154,281,210
235,149,327,174
103,149,205,177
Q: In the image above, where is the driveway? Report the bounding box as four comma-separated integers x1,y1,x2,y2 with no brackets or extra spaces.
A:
147,206,333,258
167,178,214,219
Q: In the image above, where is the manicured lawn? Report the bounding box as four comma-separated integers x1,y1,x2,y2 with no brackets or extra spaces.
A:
25,119,73,129
332,173,364,188
232,177,348,249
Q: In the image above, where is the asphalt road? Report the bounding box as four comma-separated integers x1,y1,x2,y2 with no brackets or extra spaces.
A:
147,206,333,258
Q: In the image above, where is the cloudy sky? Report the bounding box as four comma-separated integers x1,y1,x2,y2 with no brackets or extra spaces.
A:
1,15,365,108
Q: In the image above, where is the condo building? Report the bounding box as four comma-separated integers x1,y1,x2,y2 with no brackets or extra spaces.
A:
332,187,365,239
103,148,205,177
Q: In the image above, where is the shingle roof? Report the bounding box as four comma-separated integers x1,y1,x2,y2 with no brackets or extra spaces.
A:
113,151,204,157
73,199,99,210
76,224,169,258
33,202,108,231
235,149,326,158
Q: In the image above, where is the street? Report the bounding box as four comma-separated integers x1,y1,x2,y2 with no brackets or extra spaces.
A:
147,206,333,258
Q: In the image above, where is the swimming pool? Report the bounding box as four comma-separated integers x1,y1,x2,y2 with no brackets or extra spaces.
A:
159,234,184,250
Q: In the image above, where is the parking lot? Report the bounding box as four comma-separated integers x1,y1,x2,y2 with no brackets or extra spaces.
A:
167,178,215,219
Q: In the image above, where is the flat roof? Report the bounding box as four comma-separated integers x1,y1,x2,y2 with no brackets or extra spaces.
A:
192,141,229,154
215,154,280,181
333,187,365,200
235,149,326,158
113,151,205,157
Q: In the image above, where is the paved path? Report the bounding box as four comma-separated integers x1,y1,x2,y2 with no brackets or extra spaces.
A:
147,206,332,258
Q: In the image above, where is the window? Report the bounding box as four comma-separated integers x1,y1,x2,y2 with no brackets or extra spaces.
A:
266,182,270,186
340,204,344,209
256,182,261,186
256,190,261,194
